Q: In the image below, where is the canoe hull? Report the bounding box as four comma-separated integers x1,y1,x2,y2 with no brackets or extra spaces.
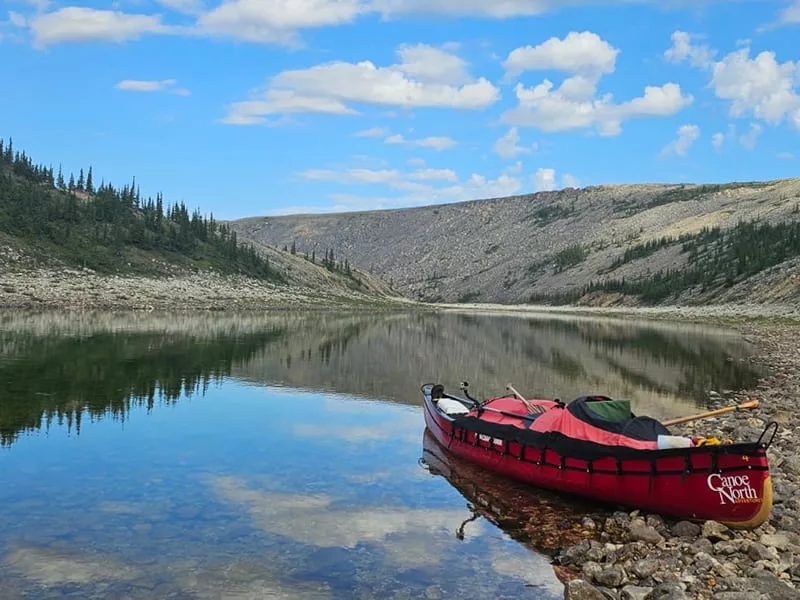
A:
421,384,772,529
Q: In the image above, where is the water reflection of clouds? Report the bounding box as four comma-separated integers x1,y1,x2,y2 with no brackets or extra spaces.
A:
210,475,484,554
209,476,565,596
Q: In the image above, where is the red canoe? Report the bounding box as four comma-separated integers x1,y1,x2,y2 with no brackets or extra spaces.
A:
421,383,776,529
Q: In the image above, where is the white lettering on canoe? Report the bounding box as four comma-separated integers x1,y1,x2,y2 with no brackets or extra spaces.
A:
477,434,505,446
706,473,760,505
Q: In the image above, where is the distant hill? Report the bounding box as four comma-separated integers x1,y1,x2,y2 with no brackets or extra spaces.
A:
230,179,800,307
0,137,396,305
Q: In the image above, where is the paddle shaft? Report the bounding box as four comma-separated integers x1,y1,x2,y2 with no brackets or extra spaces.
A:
506,383,546,414
663,399,759,426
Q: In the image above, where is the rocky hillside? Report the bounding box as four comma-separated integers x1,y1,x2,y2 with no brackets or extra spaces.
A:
230,179,800,306
0,137,398,309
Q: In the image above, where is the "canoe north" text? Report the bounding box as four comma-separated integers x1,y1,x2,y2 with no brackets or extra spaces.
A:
706,473,760,505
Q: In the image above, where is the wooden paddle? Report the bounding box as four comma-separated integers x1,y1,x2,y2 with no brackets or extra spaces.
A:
506,383,547,414
663,398,760,426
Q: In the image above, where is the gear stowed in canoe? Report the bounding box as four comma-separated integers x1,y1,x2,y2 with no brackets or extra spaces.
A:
420,382,778,529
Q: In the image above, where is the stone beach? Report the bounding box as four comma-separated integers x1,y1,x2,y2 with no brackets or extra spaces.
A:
555,322,800,600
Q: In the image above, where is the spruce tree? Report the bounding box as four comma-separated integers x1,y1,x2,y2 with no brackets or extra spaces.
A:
86,167,94,194
77,168,85,191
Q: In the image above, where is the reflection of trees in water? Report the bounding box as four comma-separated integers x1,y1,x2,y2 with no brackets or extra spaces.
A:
0,327,286,446
0,310,763,447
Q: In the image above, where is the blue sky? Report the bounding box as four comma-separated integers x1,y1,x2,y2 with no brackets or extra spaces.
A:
1,0,798,219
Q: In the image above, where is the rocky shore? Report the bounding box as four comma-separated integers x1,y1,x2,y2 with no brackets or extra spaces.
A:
0,268,404,311
555,323,800,600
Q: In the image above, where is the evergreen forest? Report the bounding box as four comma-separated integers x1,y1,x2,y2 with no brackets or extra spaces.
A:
0,137,283,281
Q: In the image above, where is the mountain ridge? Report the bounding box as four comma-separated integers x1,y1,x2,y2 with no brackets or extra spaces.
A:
230,177,800,307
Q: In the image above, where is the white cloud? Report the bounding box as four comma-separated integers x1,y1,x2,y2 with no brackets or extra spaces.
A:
710,47,800,127
8,11,26,27
562,173,580,188
777,151,795,160
325,173,523,211
532,168,556,191
155,0,203,14
503,79,692,136
501,30,691,135
29,7,170,47
503,31,619,78
297,165,456,185
664,33,800,131
660,123,700,157
298,168,400,184
664,31,715,68
780,1,800,25
222,43,498,124
287,156,523,213
221,93,356,125
407,157,426,167
711,132,725,150
370,0,693,19
395,43,471,85
115,79,190,95
492,127,534,159
408,168,458,181
739,122,763,150
354,127,389,137
384,134,456,151
196,0,366,45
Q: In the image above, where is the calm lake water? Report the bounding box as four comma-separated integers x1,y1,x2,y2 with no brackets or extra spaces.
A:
0,310,762,599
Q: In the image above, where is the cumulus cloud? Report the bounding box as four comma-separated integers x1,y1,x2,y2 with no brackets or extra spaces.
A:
660,124,700,157
710,47,800,126
196,0,367,45
115,79,190,95
503,79,692,136
29,7,171,47
663,31,716,68
222,43,498,124
532,168,556,191
664,32,800,131
492,127,535,159
501,31,692,135
503,31,619,78
711,132,725,150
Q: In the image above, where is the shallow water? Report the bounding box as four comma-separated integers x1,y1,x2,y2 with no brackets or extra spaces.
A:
0,310,762,599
